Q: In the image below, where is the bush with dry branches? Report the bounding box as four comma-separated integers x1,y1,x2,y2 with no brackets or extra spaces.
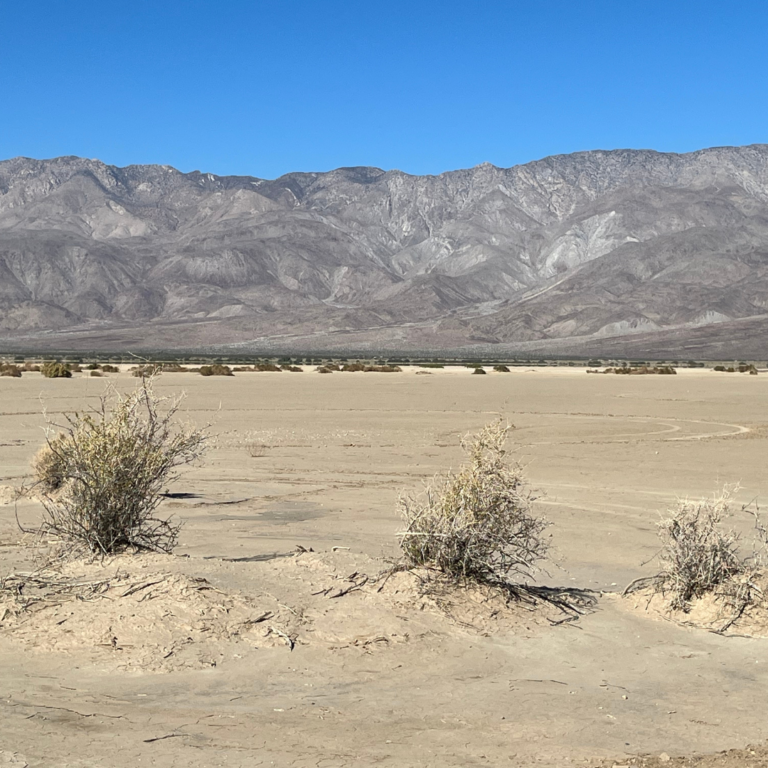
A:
650,487,768,616
32,377,207,554
397,420,549,584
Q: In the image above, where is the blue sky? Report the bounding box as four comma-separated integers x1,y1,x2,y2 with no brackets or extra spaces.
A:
1,1,766,178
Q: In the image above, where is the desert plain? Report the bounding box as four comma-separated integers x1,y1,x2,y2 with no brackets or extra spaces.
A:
1,365,768,767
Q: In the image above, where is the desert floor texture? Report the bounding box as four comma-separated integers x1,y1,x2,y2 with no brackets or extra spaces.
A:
1,366,768,767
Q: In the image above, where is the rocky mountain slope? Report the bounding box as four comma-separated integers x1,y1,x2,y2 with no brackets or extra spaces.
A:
2,146,768,356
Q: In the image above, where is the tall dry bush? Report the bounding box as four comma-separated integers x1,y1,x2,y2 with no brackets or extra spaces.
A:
398,420,548,583
34,377,207,554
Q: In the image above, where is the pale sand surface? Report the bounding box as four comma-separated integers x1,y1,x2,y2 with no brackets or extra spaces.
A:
1,367,768,767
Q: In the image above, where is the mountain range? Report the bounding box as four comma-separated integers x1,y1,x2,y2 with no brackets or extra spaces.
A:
2,146,768,357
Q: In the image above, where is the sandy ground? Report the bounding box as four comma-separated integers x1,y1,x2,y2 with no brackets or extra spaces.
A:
1,366,768,767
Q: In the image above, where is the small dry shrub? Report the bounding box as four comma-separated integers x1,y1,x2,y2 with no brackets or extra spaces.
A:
368,364,401,372
341,363,401,372
132,364,162,378
33,377,207,554
90,370,103,377
101,364,119,373
0,363,22,377
652,487,767,614
471,367,486,375
493,365,510,373
398,420,548,584
254,363,281,372
316,366,333,373
41,362,72,379
199,364,233,376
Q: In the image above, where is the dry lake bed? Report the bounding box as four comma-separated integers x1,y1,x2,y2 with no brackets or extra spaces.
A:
2,366,768,767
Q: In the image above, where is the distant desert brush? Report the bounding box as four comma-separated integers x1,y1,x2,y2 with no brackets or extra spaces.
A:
650,486,767,614
199,364,234,376
33,376,208,554
0,363,22,377
398,420,548,584
41,362,72,378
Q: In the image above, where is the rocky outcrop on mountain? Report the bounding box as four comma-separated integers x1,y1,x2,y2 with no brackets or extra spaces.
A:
2,146,768,356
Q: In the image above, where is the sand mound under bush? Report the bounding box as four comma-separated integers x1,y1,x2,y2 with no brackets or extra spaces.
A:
621,574,768,637
0,550,596,674
0,562,295,673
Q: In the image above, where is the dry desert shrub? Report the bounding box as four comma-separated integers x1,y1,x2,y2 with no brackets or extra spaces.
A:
646,487,768,623
33,377,207,554
199,364,233,376
653,488,742,610
101,364,119,373
341,363,401,372
0,363,22,377
41,362,72,378
398,420,548,584
132,364,162,378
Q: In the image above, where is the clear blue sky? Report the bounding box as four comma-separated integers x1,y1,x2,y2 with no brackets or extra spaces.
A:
1,1,766,179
